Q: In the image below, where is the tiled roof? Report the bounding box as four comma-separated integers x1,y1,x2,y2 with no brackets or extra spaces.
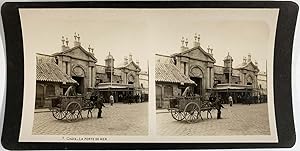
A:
232,69,240,76
36,54,78,84
155,63,195,84
214,65,224,74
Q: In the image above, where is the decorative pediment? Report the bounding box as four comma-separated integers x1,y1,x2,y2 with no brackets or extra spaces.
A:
236,61,259,73
244,62,259,72
173,46,216,63
54,46,97,62
121,61,141,72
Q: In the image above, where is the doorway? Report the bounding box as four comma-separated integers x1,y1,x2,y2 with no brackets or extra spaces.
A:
72,76,84,94
190,77,202,96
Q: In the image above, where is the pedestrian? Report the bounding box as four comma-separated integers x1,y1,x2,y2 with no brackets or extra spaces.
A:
95,94,105,118
228,95,233,107
109,94,114,106
215,97,224,119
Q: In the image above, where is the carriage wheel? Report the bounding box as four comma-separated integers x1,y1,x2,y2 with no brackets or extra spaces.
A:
171,109,185,121
65,102,82,122
51,107,66,120
184,102,200,123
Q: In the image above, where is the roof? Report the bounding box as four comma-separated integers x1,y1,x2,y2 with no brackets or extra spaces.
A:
224,53,233,60
232,69,240,76
171,46,216,63
106,52,114,60
117,61,141,72
53,45,97,62
155,63,195,84
36,54,78,84
214,65,224,74
235,61,258,70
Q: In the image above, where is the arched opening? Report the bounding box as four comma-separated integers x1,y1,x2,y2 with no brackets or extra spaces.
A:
72,65,85,94
246,75,253,85
190,66,204,96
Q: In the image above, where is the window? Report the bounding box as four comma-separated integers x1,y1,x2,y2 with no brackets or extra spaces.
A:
164,85,173,97
65,62,68,74
46,84,55,96
183,62,187,75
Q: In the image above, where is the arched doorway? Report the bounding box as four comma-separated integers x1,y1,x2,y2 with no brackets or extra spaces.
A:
72,65,85,95
190,66,204,96
246,75,253,85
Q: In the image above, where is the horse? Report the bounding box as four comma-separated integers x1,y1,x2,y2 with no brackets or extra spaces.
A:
199,101,215,120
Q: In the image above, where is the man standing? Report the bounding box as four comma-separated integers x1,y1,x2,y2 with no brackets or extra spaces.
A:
95,94,105,118
109,94,114,106
215,97,224,119
228,95,233,107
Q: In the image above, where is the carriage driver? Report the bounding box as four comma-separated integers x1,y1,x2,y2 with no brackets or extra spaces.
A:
95,94,105,118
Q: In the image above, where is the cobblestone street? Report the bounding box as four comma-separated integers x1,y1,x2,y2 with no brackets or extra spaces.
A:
32,102,148,136
157,103,271,136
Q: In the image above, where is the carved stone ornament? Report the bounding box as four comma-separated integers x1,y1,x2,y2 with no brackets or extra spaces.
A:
190,67,203,78
73,66,85,77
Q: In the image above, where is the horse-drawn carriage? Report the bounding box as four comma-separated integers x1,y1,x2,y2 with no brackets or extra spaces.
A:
168,96,215,123
49,96,94,122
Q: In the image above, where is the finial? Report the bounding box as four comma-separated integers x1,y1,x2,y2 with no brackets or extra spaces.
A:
228,52,230,56
61,36,65,45
207,45,210,53
74,32,77,41
77,34,80,42
88,45,91,52
194,33,197,41
198,34,200,42
65,37,69,46
185,38,188,47
181,37,185,46
91,48,94,53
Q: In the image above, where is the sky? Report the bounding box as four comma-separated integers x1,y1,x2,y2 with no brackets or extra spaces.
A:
19,8,279,72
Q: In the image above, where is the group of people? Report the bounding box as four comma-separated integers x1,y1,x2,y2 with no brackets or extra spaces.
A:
121,94,142,104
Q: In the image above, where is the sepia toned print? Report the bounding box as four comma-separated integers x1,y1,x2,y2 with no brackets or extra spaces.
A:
156,41,269,136
19,8,277,143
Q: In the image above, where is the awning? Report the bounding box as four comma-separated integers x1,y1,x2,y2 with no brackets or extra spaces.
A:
95,83,134,91
212,84,253,92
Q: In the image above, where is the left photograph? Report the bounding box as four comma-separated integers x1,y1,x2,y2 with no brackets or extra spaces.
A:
20,9,149,136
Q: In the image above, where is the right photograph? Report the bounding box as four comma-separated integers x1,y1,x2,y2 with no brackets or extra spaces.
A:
155,9,276,137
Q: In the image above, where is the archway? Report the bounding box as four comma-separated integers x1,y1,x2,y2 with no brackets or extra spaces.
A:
72,65,85,94
189,66,204,96
246,75,254,85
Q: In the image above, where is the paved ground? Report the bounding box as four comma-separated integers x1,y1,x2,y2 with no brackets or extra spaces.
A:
32,102,148,136
157,103,270,136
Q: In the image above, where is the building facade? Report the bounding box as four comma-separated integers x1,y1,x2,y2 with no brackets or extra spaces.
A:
35,34,147,108
156,35,263,108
